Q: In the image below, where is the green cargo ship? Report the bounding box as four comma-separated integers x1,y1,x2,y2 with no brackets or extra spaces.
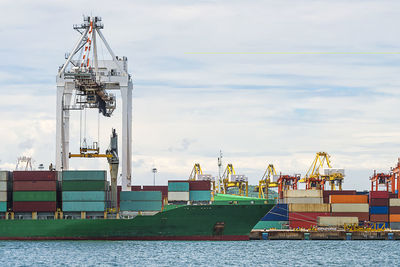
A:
0,203,273,241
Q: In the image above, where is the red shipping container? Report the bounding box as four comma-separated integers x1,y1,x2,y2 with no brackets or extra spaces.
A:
369,198,389,206
13,201,57,212
390,206,400,214
323,197,329,203
13,181,57,191
289,220,317,229
289,212,330,222
131,186,142,191
189,180,211,191
13,171,57,181
331,212,369,222
142,186,168,198
389,193,397,199
370,214,388,222
369,191,389,199
323,190,356,198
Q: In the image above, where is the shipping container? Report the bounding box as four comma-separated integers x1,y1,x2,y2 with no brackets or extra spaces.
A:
389,206,400,214
283,189,322,198
13,171,57,181
370,206,388,214
331,212,369,221
131,186,142,191
369,191,389,199
289,212,330,221
62,201,106,212
189,190,211,201
389,198,400,206
289,220,317,229
0,171,9,181
119,201,162,211
389,214,400,222
189,180,211,191
252,220,289,230
62,191,106,202
62,181,107,191
0,181,7,191
168,182,189,192
62,170,106,181
281,197,323,204
370,214,388,222
390,222,400,230
331,203,369,213
289,203,330,213
168,192,189,201
318,216,358,226
329,195,368,204
0,202,6,212
323,190,356,198
0,192,7,202
142,186,168,198
369,198,389,206
13,191,56,202
389,193,397,199
13,181,57,191
13,201,56,212
120,191,162,201
260,204,288,221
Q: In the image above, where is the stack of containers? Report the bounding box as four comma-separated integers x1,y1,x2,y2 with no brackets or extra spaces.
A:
389,197,400,229
253,203,289,230
330,194,369,222
168,181,189,204
369,191,389,227
62,170,108,212
281,189,323,204
323,190,356,204
189,180,212,203
288,202,330,229
0,171,9,212
120,191,162,212
13,171,57,212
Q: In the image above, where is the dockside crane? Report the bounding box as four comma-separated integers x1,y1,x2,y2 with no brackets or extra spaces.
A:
188,163,216,191
257,164,278,199
220,164,248,196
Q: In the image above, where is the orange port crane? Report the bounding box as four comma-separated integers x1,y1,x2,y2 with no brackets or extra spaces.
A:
370,170,392,192
391,158,400,198
277,174,299,198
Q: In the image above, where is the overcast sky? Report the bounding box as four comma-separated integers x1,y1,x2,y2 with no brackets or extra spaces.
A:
0,0,400,190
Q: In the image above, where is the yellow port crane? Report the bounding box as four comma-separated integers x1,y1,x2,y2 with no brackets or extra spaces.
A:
300,152,344,190
188,163,216,192
257,164,278,199
220,164,248,196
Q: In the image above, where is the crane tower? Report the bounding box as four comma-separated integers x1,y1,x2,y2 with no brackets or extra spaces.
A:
56,16,133,191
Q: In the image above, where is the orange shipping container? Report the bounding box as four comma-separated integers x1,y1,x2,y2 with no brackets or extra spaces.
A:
329,195,368,204
389,214,400,222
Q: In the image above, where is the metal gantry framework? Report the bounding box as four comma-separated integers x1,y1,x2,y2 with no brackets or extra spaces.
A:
258,164,278,198
56,16,133,191
220,164,248,196
188,163,216,191
391,158,400,198
370,170,392,192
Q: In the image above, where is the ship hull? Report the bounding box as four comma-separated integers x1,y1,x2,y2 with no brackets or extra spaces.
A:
0,204,273,240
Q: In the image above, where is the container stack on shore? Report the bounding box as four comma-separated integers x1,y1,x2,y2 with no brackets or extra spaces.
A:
0,171,9,212
389,198,400,229
12,171,57,212
329,194,369,222
369,191,389,228
62,170,108,213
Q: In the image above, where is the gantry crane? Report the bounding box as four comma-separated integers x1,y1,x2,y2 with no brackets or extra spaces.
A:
277,174,299,198
370,170,392,193
220,164,248,196
188,163,215,191
56,16,133,191
391,158,400,198
258,164,278,199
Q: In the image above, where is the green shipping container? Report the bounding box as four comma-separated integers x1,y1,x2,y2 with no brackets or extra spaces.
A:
62,181,107,191
13,191,56,202
189,190,211,201
63,201,106,212
0,201,6,212
120,201,162,211
62,191,106,202
120,191,162,201
168,182,189,192
252,220,289,230
62,170,106,181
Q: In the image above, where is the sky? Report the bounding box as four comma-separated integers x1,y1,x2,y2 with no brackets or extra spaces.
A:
0,0,400,190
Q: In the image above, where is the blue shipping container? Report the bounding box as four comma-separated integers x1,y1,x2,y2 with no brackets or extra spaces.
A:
62,191,106,202
370,206,388,214
260,204,289,221
62,201,106,212
120,201,162,211
120,191,162,201
62,170,106,181
168,182,189,192
189,190,211,201
0,201,6,212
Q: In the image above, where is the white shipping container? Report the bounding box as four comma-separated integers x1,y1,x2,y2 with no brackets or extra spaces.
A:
331,203,369,213
0,171,8,181
0,181,6,191
0,191,6,202
289,203,330,213
282,197,323,204
283,189,322,198
168,192,190,201
389,198,400,207
318,216,358,226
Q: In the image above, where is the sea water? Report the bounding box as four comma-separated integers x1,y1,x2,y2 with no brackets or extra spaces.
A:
0,240,397,266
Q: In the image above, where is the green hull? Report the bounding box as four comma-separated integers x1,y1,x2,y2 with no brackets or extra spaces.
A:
0,204,273,240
